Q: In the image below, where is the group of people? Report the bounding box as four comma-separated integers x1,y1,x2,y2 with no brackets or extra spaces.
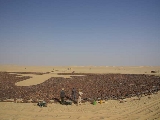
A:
60,88,83,105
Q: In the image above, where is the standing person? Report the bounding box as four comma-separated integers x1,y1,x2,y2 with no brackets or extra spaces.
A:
77,90,83,106
71,88,76,102
60,88,65,105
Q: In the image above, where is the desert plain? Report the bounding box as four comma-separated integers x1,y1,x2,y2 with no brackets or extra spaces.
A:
0,65,160,120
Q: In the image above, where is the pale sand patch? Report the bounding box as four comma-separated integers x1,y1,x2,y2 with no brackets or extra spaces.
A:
12,73,85,86
15,73,68,86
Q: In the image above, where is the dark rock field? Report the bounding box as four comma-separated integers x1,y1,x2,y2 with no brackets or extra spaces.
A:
0,72,160,103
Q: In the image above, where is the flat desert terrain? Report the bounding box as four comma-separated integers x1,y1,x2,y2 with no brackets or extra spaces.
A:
0,65,160,120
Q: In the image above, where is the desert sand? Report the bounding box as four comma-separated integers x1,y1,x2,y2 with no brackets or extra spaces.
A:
0,65,160,120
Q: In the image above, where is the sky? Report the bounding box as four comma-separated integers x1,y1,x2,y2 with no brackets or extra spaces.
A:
0,0,160,66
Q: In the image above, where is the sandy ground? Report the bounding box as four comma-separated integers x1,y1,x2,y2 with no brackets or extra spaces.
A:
0,65,160,120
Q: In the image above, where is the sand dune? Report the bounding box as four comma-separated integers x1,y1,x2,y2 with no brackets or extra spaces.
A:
0,93,160,120
0,65,160,120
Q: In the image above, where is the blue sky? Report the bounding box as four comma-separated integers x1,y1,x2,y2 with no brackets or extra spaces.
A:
0,0,160,66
